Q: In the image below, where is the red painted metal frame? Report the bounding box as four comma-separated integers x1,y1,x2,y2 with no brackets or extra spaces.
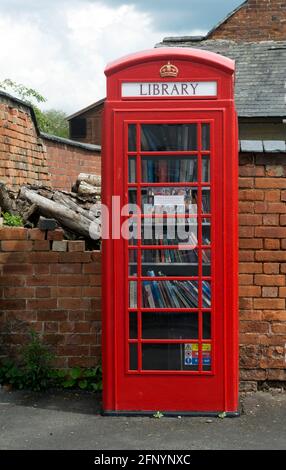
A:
102,48,238,414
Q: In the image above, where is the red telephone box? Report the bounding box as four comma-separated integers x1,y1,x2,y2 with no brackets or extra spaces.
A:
102,48,239,416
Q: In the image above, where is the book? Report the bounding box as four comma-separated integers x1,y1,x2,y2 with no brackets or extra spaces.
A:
129,159,136,183
129,281,137,308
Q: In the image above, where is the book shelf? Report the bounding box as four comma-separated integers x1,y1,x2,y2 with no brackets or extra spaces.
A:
127,122,212,373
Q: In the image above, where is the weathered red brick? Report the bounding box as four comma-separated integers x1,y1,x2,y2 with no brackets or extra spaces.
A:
254,298,285,310
1,240,32,251
47,229,64,241
255,274,285,286
264,239,280,250
239,263,263,274
0,227,28,240
68,241,85,252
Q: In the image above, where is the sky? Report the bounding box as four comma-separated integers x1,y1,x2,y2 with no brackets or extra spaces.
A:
0,0,242,115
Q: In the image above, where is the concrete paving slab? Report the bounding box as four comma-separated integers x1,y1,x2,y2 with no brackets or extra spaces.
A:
0,389,285,450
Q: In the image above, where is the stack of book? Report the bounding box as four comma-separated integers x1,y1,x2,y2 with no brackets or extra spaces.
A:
142,271,211,309
141,233,211,247
141,124,197,151
141,158,197,183
142,249,198,264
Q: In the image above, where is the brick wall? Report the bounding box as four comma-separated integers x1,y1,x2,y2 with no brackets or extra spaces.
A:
239,152,286,390
0,93,101,192
0,227,101,369
0,98,50,189
43,137,101,191
1,152,286,386
209,0,286,41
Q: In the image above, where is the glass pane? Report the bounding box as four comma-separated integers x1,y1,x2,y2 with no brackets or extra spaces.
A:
128,189,137,215
142,343,198,371
129,280,137,308
202,219,211,245
142,280,199,309
128,124,137,151
129,343,138,370
129,312,138,339
141,156,197,183
127,218,138,246
128,157,136,183
141,124,197,151
202,189,211,214
202,281,211,308
141,250,198,277
203,312,211,339
129,250,137,276
202,123,210,151
141,187,198,214
202,156,210,182
202,343,212,371
142,312,198,339
202,249,211,276
141,222,199,246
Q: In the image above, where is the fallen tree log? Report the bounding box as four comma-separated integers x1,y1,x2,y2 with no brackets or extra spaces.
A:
78,181,101,196
20,187,100,238
76,173,101,187
0,182,18,214
52,191,95,221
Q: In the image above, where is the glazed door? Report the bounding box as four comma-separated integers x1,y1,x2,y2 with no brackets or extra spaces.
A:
114,110,225,412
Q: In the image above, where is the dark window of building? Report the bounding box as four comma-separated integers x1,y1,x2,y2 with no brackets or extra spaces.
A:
70,118,87,138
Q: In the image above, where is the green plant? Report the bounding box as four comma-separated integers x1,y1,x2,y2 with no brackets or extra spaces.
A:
0,79,68,138
20,331,54,391
2,212,23,227
53,366,103,391
0,359,24,389
0,332,102,392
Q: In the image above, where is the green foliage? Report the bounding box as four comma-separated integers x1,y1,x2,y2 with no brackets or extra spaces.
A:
0,331,102,392
0,359,24,389
0,79,68,138
2,211,23,227
52,366,103,392
0,78,46,105
40,109,69,138
153,411,164,419
0,331,54,391
20,331,55,391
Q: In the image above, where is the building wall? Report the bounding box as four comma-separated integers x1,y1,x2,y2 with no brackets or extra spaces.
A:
239,120,286,141
0,227,101,369
0,94,101,192
1,151,286,388
43,138,101,191
0,98,50,189
239,151,286,389
209,0,286,41
69,106,103,146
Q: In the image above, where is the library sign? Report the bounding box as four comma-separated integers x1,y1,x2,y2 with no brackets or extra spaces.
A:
122,81,217,98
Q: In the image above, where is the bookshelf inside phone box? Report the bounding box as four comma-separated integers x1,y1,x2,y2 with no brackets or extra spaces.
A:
102,48,239,415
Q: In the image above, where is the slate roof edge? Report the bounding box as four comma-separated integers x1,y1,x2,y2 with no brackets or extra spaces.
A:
239,140,286,153
67,98,106,121
160,1,247,44
40,132,101,152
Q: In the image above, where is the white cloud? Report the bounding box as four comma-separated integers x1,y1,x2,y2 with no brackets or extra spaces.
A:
0,1,206,114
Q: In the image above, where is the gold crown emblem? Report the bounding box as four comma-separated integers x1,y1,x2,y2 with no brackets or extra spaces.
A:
160,61,179,78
